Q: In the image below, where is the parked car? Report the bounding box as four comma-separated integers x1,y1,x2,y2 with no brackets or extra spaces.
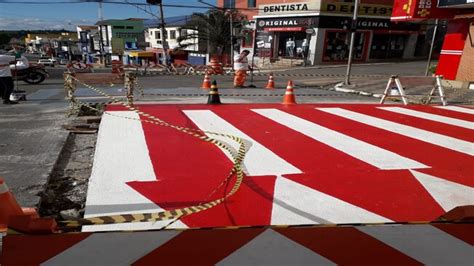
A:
37,58,56,67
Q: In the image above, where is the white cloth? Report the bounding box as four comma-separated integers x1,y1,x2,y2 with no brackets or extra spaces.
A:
286,40,295,49
10,56,29,70
0,55,15,77
234,54,249,71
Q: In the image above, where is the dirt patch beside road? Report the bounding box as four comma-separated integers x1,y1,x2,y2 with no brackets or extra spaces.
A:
39,133,96,221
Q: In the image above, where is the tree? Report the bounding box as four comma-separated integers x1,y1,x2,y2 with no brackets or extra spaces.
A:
177,9,242,56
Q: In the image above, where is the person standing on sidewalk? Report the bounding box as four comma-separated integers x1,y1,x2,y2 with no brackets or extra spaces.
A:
0,54,18,104
233,50,251,88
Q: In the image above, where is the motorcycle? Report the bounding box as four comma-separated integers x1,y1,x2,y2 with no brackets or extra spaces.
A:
11,63,48,84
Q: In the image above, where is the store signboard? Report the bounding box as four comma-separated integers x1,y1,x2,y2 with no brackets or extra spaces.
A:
111,38,124,54
258,1,319,15
266,27,304,32
254,31,272,58
438,0,474,7
391,0,455,21
320,0,393,18
256,17,317,30
318,16,420,31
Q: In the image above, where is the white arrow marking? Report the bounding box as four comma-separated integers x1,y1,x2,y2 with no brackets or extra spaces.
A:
318,108,474,156
379,107,474,129
41,231,179,266
217,229,336,266
271,177,392,225
358,225,474,265
83,111,187,232
410,170,474,212
183,110,301,176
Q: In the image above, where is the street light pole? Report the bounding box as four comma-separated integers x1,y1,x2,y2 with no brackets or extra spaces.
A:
425,18,439,76
229,10,234,69
345,0,360,85
158,2,168,66
147,0,168,66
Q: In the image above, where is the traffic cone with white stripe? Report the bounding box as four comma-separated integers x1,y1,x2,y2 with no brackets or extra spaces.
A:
265,73,275,89
282,80,296,104
207,80,221,104
201,71,211,89
0,177,57,233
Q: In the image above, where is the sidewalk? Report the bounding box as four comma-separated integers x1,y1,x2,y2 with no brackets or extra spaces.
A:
318,77,474,105
0,102,70,207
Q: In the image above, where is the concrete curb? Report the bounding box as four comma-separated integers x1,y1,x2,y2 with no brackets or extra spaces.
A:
333,82,382,98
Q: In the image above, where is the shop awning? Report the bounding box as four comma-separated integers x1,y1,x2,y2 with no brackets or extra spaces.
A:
129,51,155,57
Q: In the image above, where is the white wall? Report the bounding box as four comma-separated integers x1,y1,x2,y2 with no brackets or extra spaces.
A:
146,27,198,51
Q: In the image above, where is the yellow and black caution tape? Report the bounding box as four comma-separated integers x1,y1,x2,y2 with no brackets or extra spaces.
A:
59,75,249,229
143,71,387,78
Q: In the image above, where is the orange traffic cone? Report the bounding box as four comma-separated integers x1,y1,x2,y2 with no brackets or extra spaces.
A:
201,71,211,89
0,177,57,233
0,178,24,225
265,73,275,89
282,80,296,104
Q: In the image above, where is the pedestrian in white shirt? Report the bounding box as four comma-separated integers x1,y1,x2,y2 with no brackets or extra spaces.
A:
0,54,18,104
233,50,251,88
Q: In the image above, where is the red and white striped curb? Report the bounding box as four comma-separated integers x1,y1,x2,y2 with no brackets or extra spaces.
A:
2,224,473,265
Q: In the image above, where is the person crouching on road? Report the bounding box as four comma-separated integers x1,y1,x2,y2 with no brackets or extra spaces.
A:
0,54,18,104
233,50,251,88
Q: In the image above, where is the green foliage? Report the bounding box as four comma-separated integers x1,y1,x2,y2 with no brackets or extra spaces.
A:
428,63,437,75
177,9,242,55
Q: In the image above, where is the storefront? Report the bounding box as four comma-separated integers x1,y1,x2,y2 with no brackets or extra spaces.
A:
254,16,316,60
392,0,473,83
253,14,422,64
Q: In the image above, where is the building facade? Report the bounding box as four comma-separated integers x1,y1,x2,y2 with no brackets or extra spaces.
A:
77,25,100,63
392,0,473,84
96,19,147,65
144,16,202,65
219,0,428,65
25,32,79,60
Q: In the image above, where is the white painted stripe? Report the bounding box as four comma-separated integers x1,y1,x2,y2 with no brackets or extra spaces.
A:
410,170,474,212
183,110,301,176
83,111,187,232
358,225,474,265
41,231,179,266
253,109,427,170
440,50,463,55
318,108,474,156
435,106,474,115
379,107,474,129
217,229,336,266
271,177,392,225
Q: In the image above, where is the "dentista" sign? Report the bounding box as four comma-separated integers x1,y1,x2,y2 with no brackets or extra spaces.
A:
259,2,318,15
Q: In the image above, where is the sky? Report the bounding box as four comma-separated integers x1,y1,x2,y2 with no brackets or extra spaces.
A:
0,0,214,30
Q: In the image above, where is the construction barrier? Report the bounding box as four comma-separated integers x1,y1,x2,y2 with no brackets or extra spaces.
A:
63,72,136,116
1,223,472,265
380,75,447,106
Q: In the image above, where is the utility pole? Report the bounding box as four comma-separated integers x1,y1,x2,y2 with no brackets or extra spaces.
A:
345,0,360,85
147,0,168,66
425,18,439,76
230,11,234,69
98,0,104,21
